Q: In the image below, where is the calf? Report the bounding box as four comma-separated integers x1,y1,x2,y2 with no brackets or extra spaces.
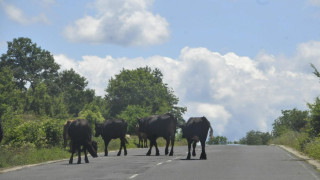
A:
68,119,98,164
138,113,177,156
135,125,148,148
179,117,213,160
95,119,128,156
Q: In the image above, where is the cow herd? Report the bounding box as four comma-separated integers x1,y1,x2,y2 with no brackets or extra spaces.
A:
64,113,213,164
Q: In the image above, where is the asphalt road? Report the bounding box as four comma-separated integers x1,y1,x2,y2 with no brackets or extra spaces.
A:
1,145,320,180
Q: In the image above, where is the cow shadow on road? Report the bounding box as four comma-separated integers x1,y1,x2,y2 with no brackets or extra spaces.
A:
179,158,205,161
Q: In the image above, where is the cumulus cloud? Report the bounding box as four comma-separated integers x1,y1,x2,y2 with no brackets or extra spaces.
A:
54,41,320,140
0,0,49,25
63,0,170,46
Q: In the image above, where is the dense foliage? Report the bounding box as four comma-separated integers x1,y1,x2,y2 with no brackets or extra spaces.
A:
239,131,271,145
0,37,186,151
207,136,228,145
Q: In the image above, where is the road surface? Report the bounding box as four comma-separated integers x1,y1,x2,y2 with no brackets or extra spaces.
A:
1,145,320,180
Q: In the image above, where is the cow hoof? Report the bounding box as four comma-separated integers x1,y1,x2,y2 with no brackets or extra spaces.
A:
69,160,73,164
104,154,108,156
192,152,196,157
156,152,160,156
77,161,81,164
124,152,127,156
169,152,173,156
186,156,191,160
165,150,169,155
85,160,89,163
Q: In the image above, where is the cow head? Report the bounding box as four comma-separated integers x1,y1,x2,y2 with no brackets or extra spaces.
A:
95,123,103,137
88,140,98,158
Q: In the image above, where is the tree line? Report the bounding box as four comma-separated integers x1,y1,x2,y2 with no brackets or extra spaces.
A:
0,37,186,148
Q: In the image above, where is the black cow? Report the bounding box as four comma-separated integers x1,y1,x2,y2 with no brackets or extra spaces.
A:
179,117,213,160
138,113,177,156
135,125,148,148
68,119,98,164
0,119,3,143
95,119,128,156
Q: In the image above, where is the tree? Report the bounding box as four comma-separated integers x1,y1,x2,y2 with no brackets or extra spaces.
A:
0,67,21,117
116,105,151,134
0,37,60,90
240,130,271,145
105,67,186,123
272,108,308,137
207,136,228,145
54,69,95,116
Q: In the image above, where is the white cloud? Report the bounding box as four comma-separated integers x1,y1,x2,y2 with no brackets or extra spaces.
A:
54,41,320,140
63,0,170,46
0,0,49,25
308,0,320,7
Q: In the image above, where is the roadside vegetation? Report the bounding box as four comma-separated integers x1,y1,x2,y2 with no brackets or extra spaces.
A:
238,64,320,161
0,37,187,169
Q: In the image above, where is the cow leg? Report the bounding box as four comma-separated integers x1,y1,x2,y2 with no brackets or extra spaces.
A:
200,140,207,160
69,141,76,164
146,138,154,156
77,145,82,164
192,141,197,157
187,139,192,160
138,138,141,148
169,136,175,156
123,138,127,156
104,138,111,156
84,148,89,163
144,139,148,148
117,138,123,156
165,137,170,155
154,139,160,156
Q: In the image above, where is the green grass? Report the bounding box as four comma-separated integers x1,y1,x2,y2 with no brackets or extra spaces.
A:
0,135,187,170
271,130,320,161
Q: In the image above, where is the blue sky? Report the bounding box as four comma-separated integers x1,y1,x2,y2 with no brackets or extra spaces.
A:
1,0,320,140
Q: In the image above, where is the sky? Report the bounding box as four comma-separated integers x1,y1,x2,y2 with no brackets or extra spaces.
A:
1,0,320,141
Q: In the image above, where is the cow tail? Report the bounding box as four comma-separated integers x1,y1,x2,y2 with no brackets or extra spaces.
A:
209,125,213,140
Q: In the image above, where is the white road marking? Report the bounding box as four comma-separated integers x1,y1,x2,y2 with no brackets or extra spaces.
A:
128,174,138,179
156,162,163,165
166,160,172,163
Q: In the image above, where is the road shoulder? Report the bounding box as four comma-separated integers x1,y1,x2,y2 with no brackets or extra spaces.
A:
277,145,320,171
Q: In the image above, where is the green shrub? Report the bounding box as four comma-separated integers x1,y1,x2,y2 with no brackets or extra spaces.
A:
305,137,320,159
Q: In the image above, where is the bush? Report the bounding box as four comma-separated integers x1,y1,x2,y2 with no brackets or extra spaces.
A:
304,137,320,159
271,130,310,151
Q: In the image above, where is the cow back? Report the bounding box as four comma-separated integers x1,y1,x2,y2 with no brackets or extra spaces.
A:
139,113,177,138
68,119,93,143
101,119,127,139
184,117,211,140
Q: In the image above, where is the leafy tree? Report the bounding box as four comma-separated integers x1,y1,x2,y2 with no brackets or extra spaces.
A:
307,97,320,137
116,105,152,134
240,130,271,145
54,69,95,116
0,67,21,117
272,108,308,137
0,37,60,90
105,67,186,123
25,83,53,116
78,103,104,127
207,136,228,145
